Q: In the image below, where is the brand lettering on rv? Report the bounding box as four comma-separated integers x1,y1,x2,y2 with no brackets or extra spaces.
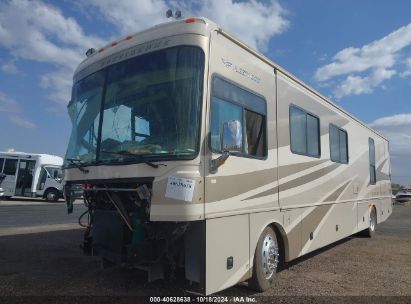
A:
74,38,172,82
99,39,172,69
221,58,261,84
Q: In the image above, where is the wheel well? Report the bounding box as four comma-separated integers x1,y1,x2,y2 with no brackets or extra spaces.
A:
372,204,377,223
43,187,58,198
269,223,287,266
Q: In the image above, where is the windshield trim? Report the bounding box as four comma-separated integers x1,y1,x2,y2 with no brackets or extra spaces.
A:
62,154,197,170
65,45,205,168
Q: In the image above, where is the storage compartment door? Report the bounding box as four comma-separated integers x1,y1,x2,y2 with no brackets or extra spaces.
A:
205,214,249,295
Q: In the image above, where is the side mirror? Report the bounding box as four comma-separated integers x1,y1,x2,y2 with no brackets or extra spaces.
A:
210,120,242,173
221,120,242,153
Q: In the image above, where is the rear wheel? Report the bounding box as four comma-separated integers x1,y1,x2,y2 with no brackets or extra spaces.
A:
249,226,279,292
363,207,377,237
45,188,59,202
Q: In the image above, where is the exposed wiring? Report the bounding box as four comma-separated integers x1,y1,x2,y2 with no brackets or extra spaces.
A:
78,209,89,228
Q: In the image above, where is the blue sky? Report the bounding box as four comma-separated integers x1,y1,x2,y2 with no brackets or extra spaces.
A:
0,0,410,184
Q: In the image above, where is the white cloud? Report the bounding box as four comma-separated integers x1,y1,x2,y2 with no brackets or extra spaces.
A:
0,0,106,109
0,91,20,113
369,113,411,184
40,68,75,106
0,0,104,68
400,57,411,77
86,0,168,35
369,113,411,128
334,68,396,98
196,0,289,51
1,60,18,75
8,115,36,129
315,22,411,98
87,0,289,51
369,113,411,155
0,91,35,129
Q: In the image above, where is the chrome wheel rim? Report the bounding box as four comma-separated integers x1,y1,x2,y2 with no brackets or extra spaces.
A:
370,209,376,231
261,233,279,280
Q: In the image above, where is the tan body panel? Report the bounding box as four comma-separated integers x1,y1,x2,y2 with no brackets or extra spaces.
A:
202,26,392,293
204,29,279,218
205,214,249,295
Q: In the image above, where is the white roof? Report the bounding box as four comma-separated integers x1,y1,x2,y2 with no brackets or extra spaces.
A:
0,151,63,165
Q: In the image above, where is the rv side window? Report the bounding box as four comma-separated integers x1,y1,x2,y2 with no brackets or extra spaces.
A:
289,105,320,157
211,76,267,158
369,138,376,184
0,158,4,173
3,159,18,175
245,109,265,156
329,124,348,164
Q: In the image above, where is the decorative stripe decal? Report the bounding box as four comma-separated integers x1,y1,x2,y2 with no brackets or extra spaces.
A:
242,162,340,201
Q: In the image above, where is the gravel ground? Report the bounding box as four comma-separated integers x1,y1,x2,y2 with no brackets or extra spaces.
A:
0,205,410,301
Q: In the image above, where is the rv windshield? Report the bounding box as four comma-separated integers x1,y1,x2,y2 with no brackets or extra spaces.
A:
65,46,204,166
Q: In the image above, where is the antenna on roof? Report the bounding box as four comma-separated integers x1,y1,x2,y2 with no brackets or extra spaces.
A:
166,9,182,19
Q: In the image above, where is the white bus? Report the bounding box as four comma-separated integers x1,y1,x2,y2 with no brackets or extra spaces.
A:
0,152,63,202
63,17,392,295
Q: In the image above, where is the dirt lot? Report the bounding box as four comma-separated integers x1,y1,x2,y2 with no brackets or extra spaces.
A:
0,204,410,301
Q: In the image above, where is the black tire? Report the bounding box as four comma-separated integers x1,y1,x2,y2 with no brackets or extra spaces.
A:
363,207,377,237
45,188,59,202
249,226,279,292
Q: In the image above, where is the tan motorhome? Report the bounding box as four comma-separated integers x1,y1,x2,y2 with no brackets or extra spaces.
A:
63,17,392,295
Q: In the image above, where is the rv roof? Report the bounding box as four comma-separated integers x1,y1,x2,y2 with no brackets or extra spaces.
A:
74,17,387,141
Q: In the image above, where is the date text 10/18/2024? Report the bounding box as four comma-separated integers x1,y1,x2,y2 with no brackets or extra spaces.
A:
149,296,257,303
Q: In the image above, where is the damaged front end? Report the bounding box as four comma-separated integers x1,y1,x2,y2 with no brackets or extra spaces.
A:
64,179,196,283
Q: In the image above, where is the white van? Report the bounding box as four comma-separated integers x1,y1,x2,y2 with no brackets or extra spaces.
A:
0,173,5,198
0,152,63,202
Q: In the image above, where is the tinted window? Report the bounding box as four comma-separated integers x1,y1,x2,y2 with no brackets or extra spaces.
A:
290,105,320,157
369,138,376,184
329,124,348,163
0,158,4,172
307,114,320,156
3,159,18,175
340,131,348,163
245,110,265,157
290,106,306,154
211,77,267,158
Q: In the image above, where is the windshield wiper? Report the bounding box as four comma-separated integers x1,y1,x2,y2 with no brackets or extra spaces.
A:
100,150,166,169
66,158,89,173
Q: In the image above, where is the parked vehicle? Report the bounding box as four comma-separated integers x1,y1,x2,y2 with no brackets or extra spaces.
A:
63,17,392,295
0,152,63,202
0,173,6,198
396,187,411,203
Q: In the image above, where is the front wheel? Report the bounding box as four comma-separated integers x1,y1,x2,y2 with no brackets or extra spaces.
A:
249,226,279,292
45,188,59,202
